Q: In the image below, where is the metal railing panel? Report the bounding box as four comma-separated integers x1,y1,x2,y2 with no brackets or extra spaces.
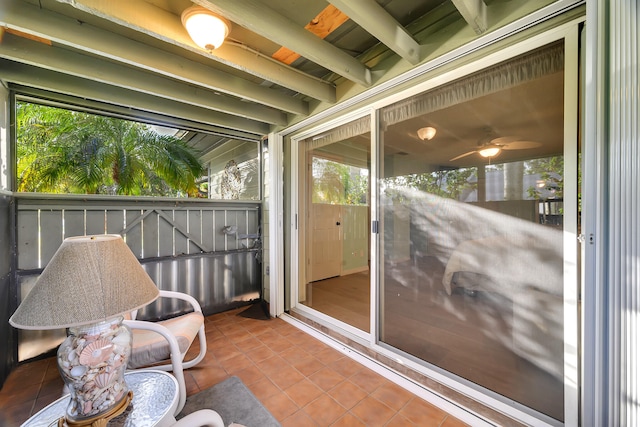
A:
16,196,261,268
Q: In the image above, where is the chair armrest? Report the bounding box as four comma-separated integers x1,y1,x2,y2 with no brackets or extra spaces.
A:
124,319,186,414
171,409,225,427
158,290,203,313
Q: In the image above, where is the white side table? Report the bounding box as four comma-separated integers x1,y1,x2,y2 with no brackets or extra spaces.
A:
22,370,179,427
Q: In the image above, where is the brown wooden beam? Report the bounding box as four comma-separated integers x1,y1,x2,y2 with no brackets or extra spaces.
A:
5,27,52,45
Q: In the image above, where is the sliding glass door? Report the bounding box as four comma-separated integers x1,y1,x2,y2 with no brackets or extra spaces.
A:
296,117,372,333
377,40,573,422
289,30,579,424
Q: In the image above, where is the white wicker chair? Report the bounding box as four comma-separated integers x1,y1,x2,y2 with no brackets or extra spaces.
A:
124,290,207,415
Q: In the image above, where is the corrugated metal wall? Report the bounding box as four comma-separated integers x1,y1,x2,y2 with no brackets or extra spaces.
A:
602,0,640,425
139,251,260,319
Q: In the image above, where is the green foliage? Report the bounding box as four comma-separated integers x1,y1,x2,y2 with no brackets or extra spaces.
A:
16,102,205,197
312,157,368,205
525,156,564,199
383,168,477,202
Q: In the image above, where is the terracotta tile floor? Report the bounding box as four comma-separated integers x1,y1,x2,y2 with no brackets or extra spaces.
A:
0,307,469,426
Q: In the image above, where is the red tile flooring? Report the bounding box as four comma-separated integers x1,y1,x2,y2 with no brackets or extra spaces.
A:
0,307,468,426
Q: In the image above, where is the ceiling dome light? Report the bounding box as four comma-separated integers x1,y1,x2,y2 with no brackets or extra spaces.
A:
417,126,437,141
182,6,230,51
478,146,501,158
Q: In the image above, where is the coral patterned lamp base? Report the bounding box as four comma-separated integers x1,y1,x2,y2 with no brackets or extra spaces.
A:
57,316,133,426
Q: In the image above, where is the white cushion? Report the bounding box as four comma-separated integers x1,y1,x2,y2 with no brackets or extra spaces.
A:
128,312,204,368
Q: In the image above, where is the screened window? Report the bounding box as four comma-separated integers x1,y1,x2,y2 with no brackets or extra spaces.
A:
206,139,260,201
15,100,259,200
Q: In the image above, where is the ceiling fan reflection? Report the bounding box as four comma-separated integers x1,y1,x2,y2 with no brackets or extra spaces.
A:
449,136,542,161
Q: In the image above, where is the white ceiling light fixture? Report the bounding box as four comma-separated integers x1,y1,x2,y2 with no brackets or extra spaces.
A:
478,145,501,158
181,6,231,51
417,126,437,141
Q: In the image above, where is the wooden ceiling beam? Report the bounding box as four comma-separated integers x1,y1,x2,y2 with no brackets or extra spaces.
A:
47,0,336,104
328,0,421,65
1,0,309,115
451,0,487,34
1,59,269,135
195,0,372,87
4,28,52,45
0,35,287,126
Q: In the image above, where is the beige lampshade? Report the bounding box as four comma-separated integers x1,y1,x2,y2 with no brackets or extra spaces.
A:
9,234,159,330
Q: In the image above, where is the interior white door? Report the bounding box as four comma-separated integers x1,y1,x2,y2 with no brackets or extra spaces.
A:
309,203,342,281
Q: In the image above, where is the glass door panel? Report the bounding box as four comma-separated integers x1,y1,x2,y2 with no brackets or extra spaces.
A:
378,41,568,421
299,118,371,332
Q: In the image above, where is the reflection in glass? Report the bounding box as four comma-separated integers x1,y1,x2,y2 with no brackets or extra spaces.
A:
379,41,566,421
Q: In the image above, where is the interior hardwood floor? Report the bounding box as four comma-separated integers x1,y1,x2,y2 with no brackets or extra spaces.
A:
303,271,371,332
301,256,564,422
